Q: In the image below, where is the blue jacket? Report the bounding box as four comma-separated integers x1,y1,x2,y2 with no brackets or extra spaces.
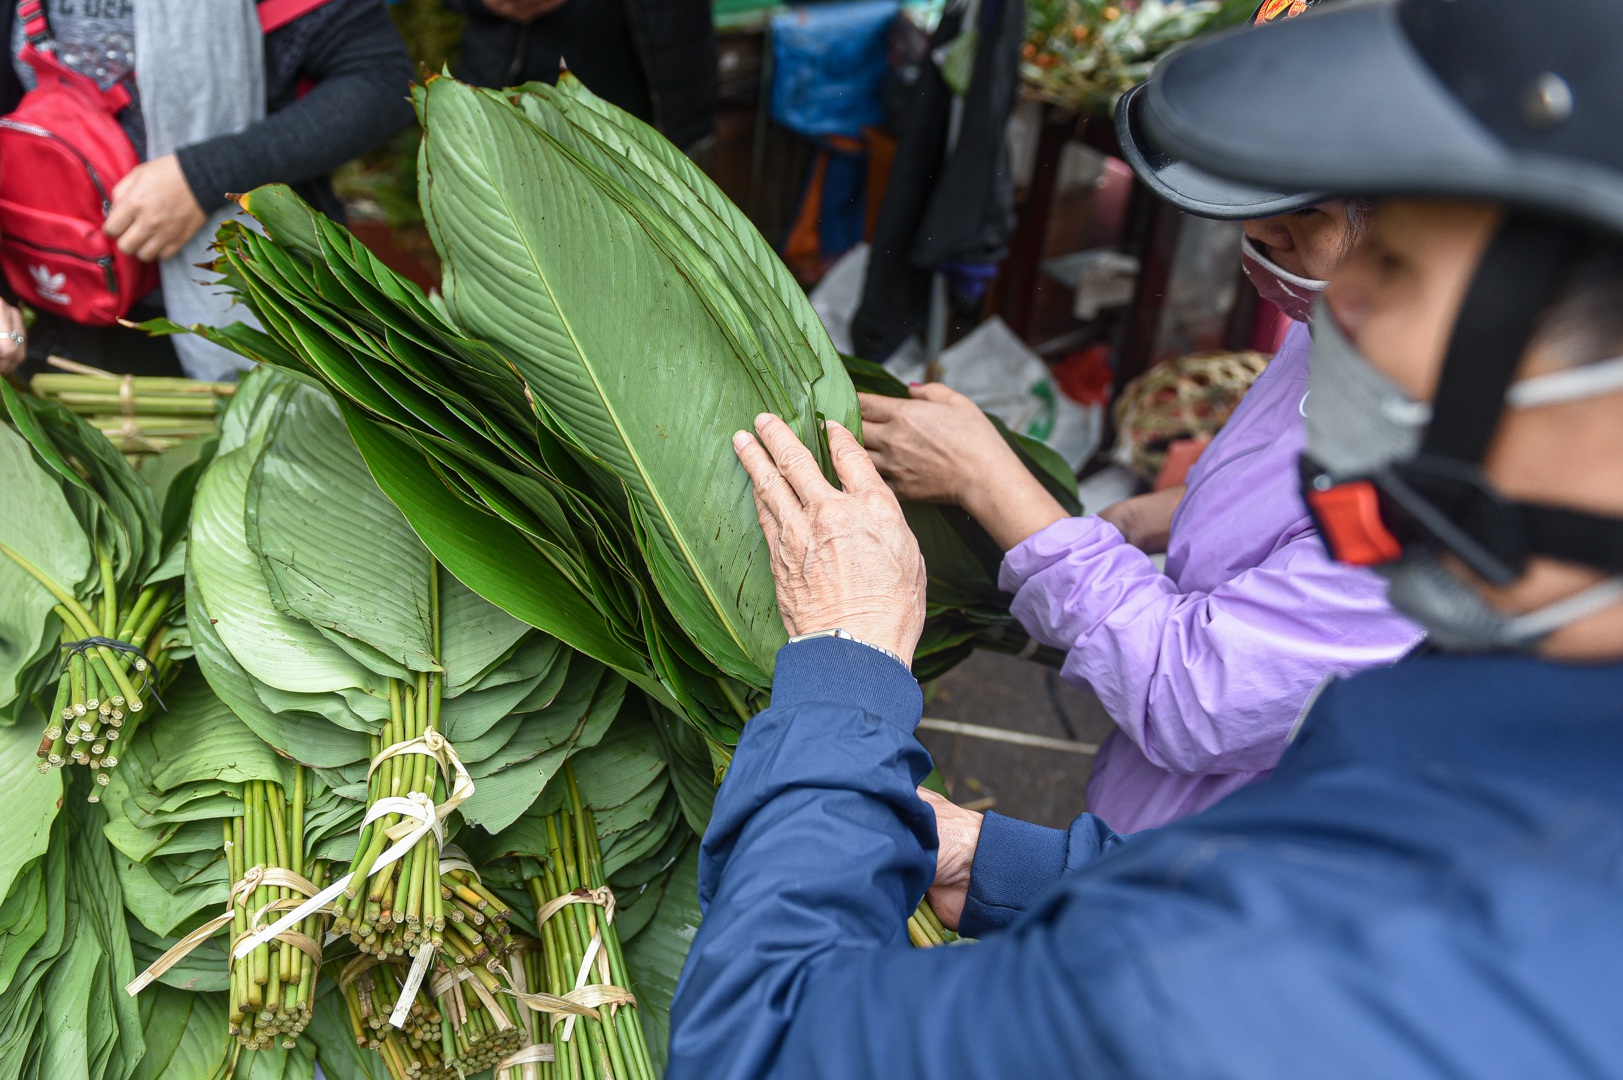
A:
667,637,1623,1079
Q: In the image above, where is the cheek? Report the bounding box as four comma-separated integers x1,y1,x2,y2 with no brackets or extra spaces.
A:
1298,223,1351,281
1487,408,1623,512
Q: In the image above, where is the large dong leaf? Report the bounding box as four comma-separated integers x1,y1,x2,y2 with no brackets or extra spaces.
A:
0,719,62,901
532,75,858,437
417,77,808,688
189,375,386,698
339,403,666,704
0,424,91,711
247,380,439,674
623,845,701,1074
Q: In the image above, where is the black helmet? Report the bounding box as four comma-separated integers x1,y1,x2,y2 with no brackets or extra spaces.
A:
1131,0,1623,583
1112,0,1337,220
1138,0,1623,239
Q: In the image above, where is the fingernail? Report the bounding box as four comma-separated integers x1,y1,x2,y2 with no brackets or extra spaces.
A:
732,431,751,449
908,382,921,388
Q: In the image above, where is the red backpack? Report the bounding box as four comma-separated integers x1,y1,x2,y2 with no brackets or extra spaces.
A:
0,0,330,326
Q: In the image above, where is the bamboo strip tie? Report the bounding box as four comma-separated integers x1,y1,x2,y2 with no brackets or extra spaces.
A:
502,885,636,1043
125,865,324,995
235,732,474,1028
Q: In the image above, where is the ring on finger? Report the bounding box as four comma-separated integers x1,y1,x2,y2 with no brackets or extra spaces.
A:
4,331,23,346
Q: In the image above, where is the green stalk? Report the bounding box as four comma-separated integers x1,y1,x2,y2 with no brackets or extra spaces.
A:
95,549,116,637
113,584,154,643
228,817,246,1029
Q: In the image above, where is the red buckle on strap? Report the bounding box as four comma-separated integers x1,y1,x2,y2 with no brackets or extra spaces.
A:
17,0,49,46
1305,480,1404,567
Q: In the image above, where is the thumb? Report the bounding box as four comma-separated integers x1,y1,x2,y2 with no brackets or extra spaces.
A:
909,382,967,407
825,420,885,495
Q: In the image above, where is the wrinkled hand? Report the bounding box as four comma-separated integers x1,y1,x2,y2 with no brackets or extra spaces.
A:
103,154,207,263
1097,485,1186,555
482,0,568,22
733,414,927,667
860,384,1069,552
919,788,982,932
0,301,25,375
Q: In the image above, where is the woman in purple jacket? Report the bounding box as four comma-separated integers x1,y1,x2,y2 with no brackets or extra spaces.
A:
862,0,1421,853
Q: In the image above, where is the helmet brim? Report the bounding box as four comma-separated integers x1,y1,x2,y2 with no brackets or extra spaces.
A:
1140,0,1623,238
1114,83,1327,220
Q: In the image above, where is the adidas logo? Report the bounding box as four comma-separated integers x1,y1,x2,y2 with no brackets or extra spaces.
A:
29,263,70,306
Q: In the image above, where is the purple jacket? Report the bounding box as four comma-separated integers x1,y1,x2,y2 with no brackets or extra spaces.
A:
1000,321,1423,832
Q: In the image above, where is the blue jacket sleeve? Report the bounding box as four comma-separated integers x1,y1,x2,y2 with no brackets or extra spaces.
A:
667,637,1143,1080
959,810,1132,938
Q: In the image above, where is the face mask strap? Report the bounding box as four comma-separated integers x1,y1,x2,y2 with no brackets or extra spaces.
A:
1504,576,1623,643
1505,353,1623,408
1240,235,1328,292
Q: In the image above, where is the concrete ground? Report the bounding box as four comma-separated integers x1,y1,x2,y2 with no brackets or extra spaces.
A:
918,650,1117,829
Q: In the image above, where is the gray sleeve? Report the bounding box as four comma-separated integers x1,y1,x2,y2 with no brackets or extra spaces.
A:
174,1,415,213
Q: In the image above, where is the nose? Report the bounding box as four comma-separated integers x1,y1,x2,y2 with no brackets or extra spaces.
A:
1244,215,1297,254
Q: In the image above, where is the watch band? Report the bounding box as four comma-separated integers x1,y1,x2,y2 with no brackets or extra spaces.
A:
786,627,909,670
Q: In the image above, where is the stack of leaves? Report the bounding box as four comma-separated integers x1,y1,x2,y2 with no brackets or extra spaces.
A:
105,669,362,995
0,381,200,795
0,744,146,1080
187,367,620,829
130,984,327,1080
29,361,233,462
186,367,667,1032
151,70,871,758
162,73,1083,751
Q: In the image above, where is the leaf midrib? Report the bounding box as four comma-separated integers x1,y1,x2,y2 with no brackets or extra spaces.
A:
465,108,755,669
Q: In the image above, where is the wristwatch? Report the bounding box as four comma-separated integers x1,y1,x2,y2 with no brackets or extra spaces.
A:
786,627,909,670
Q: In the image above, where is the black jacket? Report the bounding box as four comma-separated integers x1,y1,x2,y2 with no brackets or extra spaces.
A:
449,0,716,150
851,0,1024,361
2,0,415,221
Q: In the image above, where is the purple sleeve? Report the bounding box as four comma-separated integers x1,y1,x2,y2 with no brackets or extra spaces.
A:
999,517,1422,776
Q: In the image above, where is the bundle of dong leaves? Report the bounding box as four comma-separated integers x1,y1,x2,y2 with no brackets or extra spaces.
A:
2,368,702,1079
168,72,1077,751
0,71,1078,1079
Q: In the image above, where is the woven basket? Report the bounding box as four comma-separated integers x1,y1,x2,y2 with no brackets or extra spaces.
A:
1113,350,1271,483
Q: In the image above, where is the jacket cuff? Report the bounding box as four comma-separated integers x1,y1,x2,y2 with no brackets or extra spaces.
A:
958,811,1069,938
997,515,1118,594
770,637,922,734
174,143,233,215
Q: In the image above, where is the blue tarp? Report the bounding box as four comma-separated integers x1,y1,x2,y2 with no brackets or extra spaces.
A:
770,0,899,139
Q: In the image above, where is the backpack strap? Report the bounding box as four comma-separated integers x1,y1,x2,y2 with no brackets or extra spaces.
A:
258,0,334,34
17,0,50,48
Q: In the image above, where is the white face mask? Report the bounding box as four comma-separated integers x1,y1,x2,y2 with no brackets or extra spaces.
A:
1240,235,1327,324
1304,298,1623,652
